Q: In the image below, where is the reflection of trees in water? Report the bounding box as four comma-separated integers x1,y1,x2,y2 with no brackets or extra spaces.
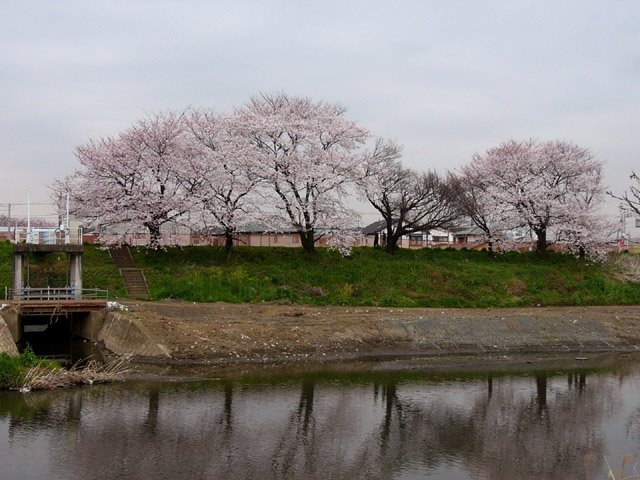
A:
270,380,317,477
339,373,615,480
568,372,587,394
379,380,402,449
3,389,84,437
463,373,608,480
0,370,627,480
623,370,640,445
297,379,315,435
627,406,640,444
142,387,160,435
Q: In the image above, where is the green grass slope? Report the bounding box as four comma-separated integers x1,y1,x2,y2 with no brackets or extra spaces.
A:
2,241,639,307
131,246,640,307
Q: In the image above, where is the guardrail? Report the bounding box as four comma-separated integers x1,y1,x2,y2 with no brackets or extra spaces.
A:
4,287,108,301
11,227,83,245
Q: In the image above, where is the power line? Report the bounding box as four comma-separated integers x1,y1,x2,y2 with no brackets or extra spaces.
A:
0,202,54,206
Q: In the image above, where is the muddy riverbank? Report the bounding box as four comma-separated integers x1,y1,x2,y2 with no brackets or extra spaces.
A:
99,301,640,369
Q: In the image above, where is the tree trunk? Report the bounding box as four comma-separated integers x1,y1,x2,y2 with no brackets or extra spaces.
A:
224,230,234,256
534,228,547,252
146,222,162,249
385,233,400,254
486,238,494,256
299,229,315,253
381,218,399,254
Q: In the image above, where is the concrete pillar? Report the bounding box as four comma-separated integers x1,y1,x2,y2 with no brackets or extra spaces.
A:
12,253,23,300
70,253,83,299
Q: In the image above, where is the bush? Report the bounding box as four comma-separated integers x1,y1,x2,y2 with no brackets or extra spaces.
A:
19,345,38,368
0,354,24,388
0,348,62,389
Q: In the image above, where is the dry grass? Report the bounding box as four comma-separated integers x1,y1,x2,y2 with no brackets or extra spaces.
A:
612,254,640,282
20,358,133,392
605,455,640,480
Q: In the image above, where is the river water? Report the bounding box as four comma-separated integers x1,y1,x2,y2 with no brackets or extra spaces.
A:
2,356,640,480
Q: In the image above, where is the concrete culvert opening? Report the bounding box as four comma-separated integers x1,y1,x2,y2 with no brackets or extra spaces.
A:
19,311,107,365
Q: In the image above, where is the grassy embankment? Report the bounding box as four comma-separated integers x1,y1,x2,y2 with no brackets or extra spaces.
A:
2,240,640,307
133,245,640,307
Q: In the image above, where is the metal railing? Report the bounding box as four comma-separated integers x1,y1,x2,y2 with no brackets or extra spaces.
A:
11,227,84,245
5,287,108,301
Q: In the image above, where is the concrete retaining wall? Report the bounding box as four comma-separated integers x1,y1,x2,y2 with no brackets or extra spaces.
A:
0,314,19,356
73,311,108,341
98,312,170,359
0,307,20,343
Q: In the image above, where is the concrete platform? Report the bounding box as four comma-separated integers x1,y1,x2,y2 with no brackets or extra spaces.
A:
13,244,84,254
9,300,107,315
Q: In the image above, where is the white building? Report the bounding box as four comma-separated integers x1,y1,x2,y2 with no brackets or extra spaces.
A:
620,212,640,248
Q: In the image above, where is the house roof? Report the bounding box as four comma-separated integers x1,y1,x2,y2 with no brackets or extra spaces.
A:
362,218,485,237
448,224,485,236
361,220,388,235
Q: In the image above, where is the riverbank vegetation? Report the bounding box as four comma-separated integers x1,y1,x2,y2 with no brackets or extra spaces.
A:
19,359,130,391
0,347,63,390
131,245,640,308
3,241,639,307
0,348,47,389
0,346,129,391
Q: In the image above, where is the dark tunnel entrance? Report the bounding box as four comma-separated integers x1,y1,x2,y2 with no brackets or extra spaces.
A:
18,312,106,365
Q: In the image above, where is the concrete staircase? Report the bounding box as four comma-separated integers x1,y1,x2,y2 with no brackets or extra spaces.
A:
108,247,150,299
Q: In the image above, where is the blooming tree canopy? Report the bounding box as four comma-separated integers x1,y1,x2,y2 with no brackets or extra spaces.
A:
232,93,369,253
54,110,193,248
55,97,371,254
457,160,522,254
465,139,607,254
185,109,260,254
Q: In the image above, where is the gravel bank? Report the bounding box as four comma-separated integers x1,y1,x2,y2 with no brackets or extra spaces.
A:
107,302,640,367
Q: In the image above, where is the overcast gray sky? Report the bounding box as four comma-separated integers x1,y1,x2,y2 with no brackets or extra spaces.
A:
1,0,638,222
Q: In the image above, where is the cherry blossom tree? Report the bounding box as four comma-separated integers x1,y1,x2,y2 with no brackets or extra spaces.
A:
554,166,613,260
185,109,260,255
232,93,369,253
456,163,521,254
54,110,193,248
466,139,607,254
360,138,461,254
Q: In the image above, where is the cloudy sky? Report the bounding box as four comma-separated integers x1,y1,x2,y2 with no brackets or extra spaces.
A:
1,0,638,222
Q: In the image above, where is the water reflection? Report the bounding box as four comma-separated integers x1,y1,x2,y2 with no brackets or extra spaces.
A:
1,362,640,480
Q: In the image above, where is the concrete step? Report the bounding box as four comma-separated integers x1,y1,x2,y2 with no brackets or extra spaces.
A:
109,247,135,268
108,247,150,298
109,247,150,298
120,268,150,299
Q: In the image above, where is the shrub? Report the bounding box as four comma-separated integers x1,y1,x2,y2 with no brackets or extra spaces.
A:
19,345,38,368
0,354,24,388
